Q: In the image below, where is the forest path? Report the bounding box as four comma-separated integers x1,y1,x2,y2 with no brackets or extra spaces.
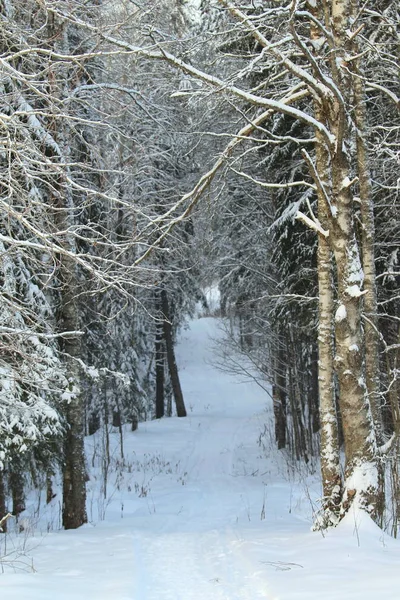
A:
2,317,400,600
128,317,275,600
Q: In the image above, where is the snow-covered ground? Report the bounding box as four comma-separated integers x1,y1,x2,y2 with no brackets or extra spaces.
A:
1,317,400,599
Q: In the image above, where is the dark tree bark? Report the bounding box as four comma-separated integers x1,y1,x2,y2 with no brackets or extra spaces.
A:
62,376,88,529
44,14,88,531
88,412,101,436
0,471,7,532
46,471,55,505
112,411,122,428
155,291,165,419
60,277,87,529
161,288,187,417
130,415,139,432
9,467,25,519
273,342,287,449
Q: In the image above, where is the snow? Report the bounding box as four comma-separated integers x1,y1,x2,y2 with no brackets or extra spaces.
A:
182,0,202,26
60,385,80,403
342,176,352,188
345,462,379,502
346,244,364,286
202,282,221,315
335,303,347,322
2,317,400,598
144,47,336,146
346,284,366,298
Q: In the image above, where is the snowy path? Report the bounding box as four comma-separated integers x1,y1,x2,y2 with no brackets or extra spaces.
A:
2,317,400,599
129,318,274,600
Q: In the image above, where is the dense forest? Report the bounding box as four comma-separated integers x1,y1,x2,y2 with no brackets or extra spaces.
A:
0,0,399,535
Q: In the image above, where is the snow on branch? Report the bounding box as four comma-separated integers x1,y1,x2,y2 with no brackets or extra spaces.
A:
366,82,400,108
40,4,335,147
218,0,336,103
296,211,329,237
134,88,310,265
229,167,316,191
0,326,84,339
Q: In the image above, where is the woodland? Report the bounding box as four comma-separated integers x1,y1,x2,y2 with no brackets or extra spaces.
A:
0,0,399,538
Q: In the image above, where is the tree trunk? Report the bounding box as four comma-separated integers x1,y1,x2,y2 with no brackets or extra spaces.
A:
326,0,382,521
310,347,320,434
155,292,165,419
9,467,25,519
46,14,88,531
387,328,400,435
58,212,87,529
288,331,308,462
273,340,287,449
161,288,187,417
62,347,88,529
88,411,101,436
350,3,382,440
46,471,55,505
302,0,383,523
130,409,139,432
307,3,342,524
0,471,7,532
315,208,342,521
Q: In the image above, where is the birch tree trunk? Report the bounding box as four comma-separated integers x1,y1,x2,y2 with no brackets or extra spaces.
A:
315,131,342,523
303,1,342,524
349,0,382,440
302,0,383,523
324,0,382,521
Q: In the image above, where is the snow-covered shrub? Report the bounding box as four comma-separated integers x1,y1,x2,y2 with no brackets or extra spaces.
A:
0,242,64,469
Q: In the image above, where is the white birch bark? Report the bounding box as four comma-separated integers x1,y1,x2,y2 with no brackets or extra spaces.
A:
306,2,342,525
325,0,382,521
349,0,382,441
